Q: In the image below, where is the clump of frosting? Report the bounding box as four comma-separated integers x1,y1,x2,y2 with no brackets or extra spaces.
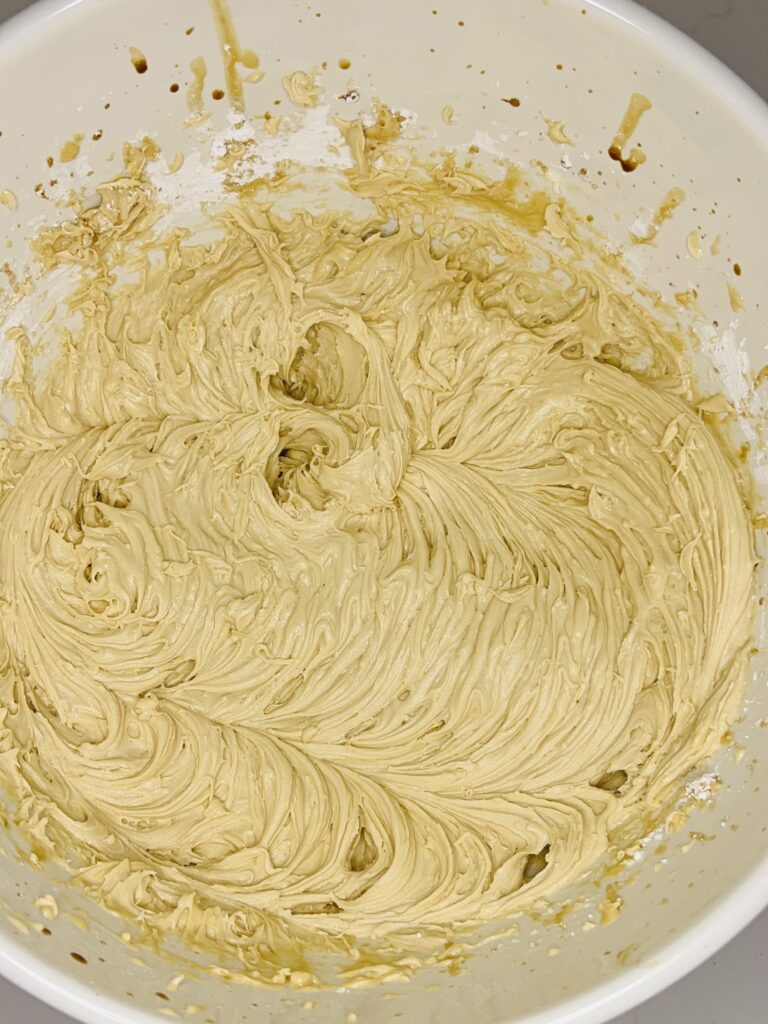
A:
0,139,754,986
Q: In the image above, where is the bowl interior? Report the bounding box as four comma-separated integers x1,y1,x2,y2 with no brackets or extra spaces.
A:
0,1,767,1023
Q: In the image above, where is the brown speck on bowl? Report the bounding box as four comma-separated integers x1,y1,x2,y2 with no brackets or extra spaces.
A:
130,48,148,74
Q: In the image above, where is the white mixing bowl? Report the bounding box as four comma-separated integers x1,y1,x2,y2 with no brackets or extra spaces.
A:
0,1,767,1022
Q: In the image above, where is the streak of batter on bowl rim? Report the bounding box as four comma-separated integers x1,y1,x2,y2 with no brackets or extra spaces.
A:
0,67,757,991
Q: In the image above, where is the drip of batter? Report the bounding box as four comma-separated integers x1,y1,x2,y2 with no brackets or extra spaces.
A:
0,142,754,985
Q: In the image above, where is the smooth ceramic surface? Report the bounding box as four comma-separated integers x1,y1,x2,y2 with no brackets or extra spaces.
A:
0,2,767,1023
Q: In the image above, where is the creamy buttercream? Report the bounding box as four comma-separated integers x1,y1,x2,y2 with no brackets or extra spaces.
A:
0,142,755,984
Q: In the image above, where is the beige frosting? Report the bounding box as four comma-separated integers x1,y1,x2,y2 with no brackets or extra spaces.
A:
282,70,321,108
0,144,755,985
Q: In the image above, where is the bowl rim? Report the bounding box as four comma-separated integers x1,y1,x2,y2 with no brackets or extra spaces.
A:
0,0,766,1022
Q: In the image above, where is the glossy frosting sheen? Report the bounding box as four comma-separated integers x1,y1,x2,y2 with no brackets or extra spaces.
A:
0,147,755,984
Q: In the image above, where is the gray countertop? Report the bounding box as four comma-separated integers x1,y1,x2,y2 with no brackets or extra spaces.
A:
0,0,766,1022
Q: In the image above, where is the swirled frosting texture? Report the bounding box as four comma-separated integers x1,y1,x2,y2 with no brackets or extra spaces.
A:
0,153,755,984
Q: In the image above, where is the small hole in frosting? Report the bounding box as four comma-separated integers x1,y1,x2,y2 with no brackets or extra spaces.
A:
594,769,629,793
523,844,550,883
348,826,379,872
